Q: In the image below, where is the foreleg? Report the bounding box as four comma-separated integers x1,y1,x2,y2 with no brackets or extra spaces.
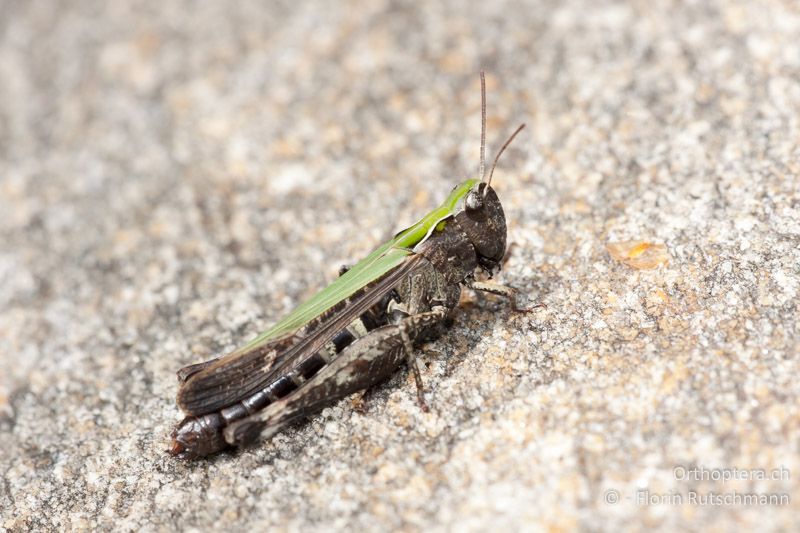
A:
467,280,545,312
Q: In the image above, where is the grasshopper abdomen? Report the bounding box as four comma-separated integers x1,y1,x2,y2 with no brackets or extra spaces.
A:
171,301,394,458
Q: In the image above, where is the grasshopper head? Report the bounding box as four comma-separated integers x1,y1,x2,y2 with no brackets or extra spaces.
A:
456,182,507,273
458,72,523,274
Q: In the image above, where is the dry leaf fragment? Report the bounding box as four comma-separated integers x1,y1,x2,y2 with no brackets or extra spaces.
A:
607,240,670,269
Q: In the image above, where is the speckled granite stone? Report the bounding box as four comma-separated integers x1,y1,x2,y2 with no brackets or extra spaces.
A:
1,0,798,531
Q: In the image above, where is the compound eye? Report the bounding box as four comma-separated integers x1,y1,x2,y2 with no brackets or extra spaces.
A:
465,189,484,211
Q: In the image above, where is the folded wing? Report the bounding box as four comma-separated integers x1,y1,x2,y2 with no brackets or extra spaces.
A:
176,251,423,415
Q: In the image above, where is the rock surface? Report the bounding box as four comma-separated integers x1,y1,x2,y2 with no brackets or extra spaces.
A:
1,0,798,530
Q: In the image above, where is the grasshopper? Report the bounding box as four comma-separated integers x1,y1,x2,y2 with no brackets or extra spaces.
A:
170,73,530,459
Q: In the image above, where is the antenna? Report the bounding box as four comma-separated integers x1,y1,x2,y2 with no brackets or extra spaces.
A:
479,71,487,182
485,123,525,195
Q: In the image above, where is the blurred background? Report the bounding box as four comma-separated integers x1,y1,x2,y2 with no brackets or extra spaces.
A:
1,0,799,530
